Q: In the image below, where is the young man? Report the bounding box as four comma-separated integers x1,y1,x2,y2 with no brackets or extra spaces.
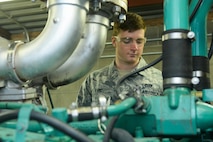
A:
77,12,163,106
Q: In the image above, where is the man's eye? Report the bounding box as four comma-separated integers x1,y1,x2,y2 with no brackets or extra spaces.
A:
136,39,143,44
122,38,132,44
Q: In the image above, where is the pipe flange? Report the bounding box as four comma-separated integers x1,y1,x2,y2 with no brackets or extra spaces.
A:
44,76,59,90
47,0,89,13
7,41,31,85
104,0,127,13
86,14,110,29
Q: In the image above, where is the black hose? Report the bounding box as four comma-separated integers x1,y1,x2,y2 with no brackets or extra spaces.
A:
189,0,203,23
46,87,54,109
208,32,213,59
0,110,94,142
0,110,18,123
111,128,134,142
103,116,119,142
116,56,162,87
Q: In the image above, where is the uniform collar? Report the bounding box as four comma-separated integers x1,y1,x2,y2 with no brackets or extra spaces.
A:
108,58,148,76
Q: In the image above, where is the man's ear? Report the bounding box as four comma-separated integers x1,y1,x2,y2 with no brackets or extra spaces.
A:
111,36,116,47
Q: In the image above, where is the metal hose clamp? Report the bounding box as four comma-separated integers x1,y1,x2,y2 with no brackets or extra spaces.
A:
162,31,195,41
97,119,106,134
7,41,31,85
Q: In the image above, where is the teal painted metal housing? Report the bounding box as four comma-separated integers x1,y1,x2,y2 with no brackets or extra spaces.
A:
115,95,197,136
164,0,189,30
164,87,191,109
190,0,213,56
202,89,213,101
196,101,213,130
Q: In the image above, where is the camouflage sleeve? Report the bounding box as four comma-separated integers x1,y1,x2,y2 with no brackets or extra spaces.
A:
76,75,93,107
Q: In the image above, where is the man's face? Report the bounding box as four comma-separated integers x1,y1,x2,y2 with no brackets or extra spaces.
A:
112,29,146,65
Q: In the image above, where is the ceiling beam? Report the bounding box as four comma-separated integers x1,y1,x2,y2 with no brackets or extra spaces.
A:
128,0,163,7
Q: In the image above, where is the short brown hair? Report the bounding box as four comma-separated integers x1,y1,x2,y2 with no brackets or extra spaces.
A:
112,12,146,36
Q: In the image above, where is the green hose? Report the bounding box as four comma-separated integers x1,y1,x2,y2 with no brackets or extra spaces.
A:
107,97,137,116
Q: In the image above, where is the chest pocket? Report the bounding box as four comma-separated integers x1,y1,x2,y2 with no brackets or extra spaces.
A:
117,74,160,97
94,81,120,104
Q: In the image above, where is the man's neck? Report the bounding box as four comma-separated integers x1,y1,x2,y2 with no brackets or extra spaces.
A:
115,59,139,71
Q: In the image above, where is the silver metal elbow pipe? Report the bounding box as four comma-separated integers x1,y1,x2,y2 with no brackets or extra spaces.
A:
0,0,89,84
46,14,110,88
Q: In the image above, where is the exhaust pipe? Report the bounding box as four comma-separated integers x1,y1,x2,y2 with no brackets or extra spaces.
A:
0,0,89,84
47,14,110,87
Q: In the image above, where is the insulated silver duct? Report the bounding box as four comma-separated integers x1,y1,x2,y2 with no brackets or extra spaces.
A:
0,0,127,103
46,14,110,87
0,0,89,84
0,37,11,84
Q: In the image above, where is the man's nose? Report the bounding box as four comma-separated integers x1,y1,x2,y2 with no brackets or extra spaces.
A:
130,41,139,50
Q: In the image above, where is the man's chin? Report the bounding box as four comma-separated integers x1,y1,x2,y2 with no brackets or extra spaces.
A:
126,59,138,64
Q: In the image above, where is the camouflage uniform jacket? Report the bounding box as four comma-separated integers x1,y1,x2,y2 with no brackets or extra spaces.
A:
77,58,163,106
